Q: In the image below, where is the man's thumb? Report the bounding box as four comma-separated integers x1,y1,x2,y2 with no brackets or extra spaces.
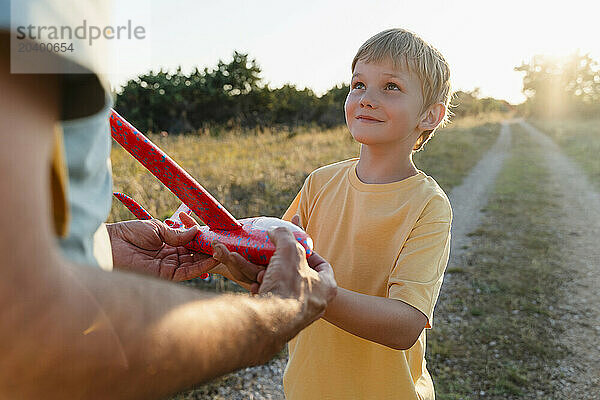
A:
267,226,296,249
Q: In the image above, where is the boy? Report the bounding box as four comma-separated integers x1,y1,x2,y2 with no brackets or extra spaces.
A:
215,28,452,399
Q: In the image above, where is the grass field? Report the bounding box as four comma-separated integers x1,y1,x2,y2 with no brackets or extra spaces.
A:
109,114,503,224
428,124,568,399
529,118,600,189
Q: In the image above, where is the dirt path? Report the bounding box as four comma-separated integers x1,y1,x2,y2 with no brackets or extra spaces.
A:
435,122,512,331
448,121,512,259
520,121,600,399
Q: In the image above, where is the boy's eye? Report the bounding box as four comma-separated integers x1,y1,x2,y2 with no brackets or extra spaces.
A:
352,81,365,90
385,82,401,91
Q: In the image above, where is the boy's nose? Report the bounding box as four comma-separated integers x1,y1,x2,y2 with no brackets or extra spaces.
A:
359,92,377,109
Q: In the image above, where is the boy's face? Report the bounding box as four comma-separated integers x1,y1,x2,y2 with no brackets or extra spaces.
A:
345,58,424,148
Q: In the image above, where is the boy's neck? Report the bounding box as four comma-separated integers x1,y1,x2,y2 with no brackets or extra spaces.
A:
356,144,419,184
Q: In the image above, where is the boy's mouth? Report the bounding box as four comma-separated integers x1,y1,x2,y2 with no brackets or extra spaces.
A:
356,115,383,123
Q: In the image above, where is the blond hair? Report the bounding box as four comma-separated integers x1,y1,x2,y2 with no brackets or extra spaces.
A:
351,28,452,151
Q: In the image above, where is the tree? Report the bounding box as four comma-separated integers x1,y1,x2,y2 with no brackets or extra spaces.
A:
114,52,352,133
316,84,349,128
515,52,600,118
451,89,510,118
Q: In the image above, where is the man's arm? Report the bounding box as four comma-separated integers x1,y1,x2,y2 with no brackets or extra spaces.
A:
0,52,334,399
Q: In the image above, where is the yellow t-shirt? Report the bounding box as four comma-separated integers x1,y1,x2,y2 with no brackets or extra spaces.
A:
282,158,452,400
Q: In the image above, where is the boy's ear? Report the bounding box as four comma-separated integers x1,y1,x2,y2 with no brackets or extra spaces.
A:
418,103,446,131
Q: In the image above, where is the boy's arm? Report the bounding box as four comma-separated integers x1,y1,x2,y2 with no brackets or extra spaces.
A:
321,289,427,350
212,251,428,350
210,182,431,349
325,197,451,350
219,213,449,350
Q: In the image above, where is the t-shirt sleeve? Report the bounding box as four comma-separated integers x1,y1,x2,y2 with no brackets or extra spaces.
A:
282,174,312,229
387,194,452,328
282,191,301,222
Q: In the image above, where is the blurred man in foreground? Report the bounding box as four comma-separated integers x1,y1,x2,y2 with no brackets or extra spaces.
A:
0,9,336,399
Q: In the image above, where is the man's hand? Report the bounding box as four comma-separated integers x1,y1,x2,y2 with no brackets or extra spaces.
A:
260,228,337,322
214,227,337,323
106,216,218,281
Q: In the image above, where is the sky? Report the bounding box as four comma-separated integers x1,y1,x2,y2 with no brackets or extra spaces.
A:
107,0,600,105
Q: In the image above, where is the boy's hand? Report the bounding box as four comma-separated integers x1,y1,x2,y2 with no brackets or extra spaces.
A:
211,241,266,291
212,226,337,312
291,214,301,228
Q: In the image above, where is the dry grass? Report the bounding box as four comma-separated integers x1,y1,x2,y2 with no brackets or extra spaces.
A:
109,125,356,222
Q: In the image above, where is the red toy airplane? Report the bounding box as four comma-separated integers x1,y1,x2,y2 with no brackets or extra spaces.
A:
110,109,313,269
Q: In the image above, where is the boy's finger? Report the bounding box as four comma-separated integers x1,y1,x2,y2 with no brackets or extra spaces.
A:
307,252,328,272
257,269,265,284
224,264,254,284
230,252,265,282
291,214,301,227
212,241,259,284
